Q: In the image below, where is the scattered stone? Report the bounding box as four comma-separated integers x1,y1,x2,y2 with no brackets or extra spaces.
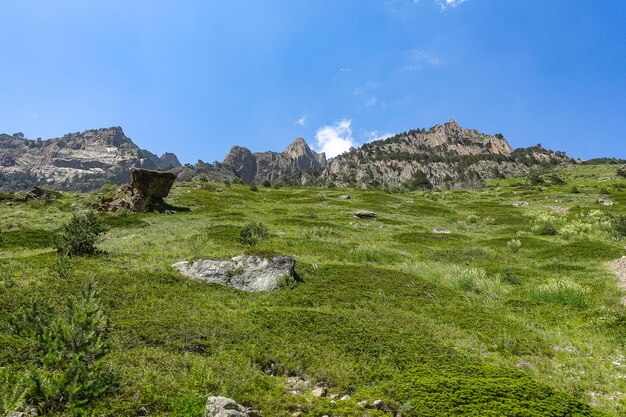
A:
204,396,260,417
598,197,614,206
432,228,451,234
511,201,529,207
357,400,368,408
291,413,303,417
329,393,339,400
340,395,351,401
6,407,38,417
24,186,56,201
286,377,312,393
339,194,352,199
173,255,296,292
312,387,327,397
516,359,532,369
369,399,394,412
354,209,378,219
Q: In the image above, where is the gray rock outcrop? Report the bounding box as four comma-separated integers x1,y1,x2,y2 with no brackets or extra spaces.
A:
598,197,614,206
172,255,296,292
354,209,378,219
204,396,260,417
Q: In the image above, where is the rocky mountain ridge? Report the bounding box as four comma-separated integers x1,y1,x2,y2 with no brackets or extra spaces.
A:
0,121,577,192
221,138,327,184
320,120,575,188
0,127,180,192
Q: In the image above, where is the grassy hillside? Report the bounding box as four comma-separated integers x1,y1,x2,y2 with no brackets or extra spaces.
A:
1,164,625,416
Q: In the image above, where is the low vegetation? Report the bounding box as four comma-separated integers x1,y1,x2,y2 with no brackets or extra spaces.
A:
54,211,106,257
0,164,625,416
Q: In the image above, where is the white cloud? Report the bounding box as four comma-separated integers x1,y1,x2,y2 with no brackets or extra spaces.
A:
365,96,379,107
315,119,356,158
295,115,307,126
401,50,441,72
437,0,466,10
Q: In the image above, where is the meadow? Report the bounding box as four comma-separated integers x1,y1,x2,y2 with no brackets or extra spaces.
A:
1,164,625,416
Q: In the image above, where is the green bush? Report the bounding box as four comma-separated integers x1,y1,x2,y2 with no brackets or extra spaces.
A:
8,280,113,414
238,222,269,246
249,184,259,192
617,166,626,179
262,179,271,188
528,174,545,185
613,215,626,237
55,212,106,256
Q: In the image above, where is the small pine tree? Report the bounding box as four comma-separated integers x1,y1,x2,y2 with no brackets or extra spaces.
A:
9,280,112,413
238,222,269,246
55,212,106,256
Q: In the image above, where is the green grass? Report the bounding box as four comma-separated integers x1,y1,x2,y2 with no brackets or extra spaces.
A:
1,165,625,416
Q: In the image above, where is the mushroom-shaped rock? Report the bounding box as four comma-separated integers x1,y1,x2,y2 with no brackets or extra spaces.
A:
130,168,176,198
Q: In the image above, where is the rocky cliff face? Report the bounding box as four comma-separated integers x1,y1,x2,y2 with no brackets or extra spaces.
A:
221,138,327,184
0,127,180,192
0,121,576,192
319,120,574,188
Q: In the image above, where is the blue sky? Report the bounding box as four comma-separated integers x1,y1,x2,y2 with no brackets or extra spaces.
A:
0,0,624,162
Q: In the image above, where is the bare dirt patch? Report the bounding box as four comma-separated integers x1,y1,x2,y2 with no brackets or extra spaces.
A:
609,257,626,306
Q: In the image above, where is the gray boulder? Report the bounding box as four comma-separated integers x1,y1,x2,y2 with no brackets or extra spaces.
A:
354,209,378,219
172,255,296,292
598,197,614,206
204,396,260,417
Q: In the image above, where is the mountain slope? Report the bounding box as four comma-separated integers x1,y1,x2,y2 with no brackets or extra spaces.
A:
221,137,327,184
0,127,180,192
320,120,575,188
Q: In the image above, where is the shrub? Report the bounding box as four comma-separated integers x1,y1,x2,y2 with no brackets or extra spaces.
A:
55,212,106,257
528,174,545,185
613,215,626,238
617,166,626,179
249,184,259,192
8,280,112,414
570,186,580,194
548,174,566,185
238,222,269,246
262,179,271,188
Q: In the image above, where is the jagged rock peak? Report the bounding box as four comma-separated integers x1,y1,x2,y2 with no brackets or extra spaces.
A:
441,119,461,132
284,137,311,155
284,137,327,167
